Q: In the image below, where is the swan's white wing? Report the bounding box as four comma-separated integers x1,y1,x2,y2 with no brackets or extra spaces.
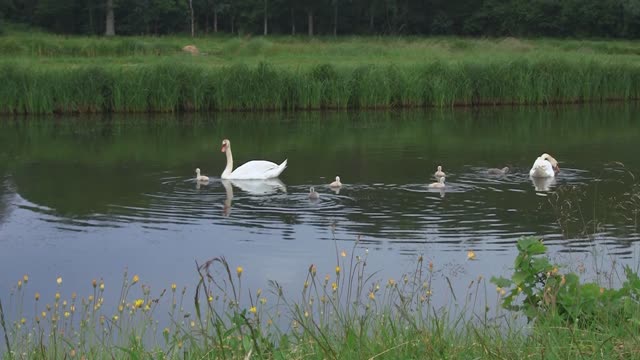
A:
529,157,555,178
228,159,287,180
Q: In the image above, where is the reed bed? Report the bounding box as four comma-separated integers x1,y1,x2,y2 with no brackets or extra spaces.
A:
2,30,640,113
1,58,640,114
1,238,640,359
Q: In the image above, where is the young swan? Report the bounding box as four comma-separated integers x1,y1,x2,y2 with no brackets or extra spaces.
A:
435,165,445,178
195,168,209,182
308,187,319,200
329,176,342,188
428,177,446,188
487,166,510,175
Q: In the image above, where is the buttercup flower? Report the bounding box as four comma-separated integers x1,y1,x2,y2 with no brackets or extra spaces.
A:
236,267,243,276
56,277,62,285
132,275,140,284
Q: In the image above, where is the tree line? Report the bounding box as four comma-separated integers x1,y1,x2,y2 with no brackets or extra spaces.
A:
1,0,640,38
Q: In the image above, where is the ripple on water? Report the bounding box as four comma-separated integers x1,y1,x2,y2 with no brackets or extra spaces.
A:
9,162,637,255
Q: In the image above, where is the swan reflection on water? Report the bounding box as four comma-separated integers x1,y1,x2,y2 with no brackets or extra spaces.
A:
220,178,287,216
531,176,556,192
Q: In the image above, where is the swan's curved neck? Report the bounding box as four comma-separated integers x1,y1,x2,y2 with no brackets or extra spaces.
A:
222,146,234,178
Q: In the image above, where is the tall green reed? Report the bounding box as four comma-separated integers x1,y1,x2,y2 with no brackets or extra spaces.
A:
1,58,639,114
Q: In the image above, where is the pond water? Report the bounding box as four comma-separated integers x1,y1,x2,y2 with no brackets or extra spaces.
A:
1,105,639,316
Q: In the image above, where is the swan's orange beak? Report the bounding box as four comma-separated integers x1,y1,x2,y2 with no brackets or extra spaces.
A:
221,144,226,152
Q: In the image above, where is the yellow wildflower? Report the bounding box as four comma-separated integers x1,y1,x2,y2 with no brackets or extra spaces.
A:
20,317,26,324
134,299,144,308
132,275,139,284
56,277,62,285
35,292,40,301
64,311,70,318
341,250,347,257
100,281,104,291
41,311,46,318
23,275,29,283
163,327,170,335
368,292,375,300
388,278,396,287
236,266,243,276
260,297,267,305
249,306,257,314
303,281,309,289
17,280,22,289
171,283,177,291
335,266,341,274
256,288,262,297
467,251,476,260
304,311,309,318
55,292,60,301
208,295,213,303
331,282,338,291
113,315,119,321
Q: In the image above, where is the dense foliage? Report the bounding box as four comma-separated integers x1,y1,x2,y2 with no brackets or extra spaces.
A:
1,0,640,38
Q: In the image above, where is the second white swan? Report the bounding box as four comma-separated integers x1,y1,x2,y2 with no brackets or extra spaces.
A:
529,153,559,178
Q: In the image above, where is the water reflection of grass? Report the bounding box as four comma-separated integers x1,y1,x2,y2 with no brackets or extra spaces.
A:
2,239,640,359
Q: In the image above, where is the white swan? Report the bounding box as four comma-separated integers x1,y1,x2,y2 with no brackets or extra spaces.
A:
308,186,319,200
195,168,209,182
329,176,342,188
220,139,287,180
529,153,559,178
428,177,446,188
487,166,509,175
435,165,445,178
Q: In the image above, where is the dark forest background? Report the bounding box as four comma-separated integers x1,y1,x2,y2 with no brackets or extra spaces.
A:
1,0,640,38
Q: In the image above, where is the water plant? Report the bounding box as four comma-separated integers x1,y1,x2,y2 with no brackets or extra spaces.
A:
2,237,640,359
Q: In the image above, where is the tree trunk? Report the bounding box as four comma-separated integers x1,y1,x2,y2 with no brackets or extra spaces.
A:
88,0,94,34
307,10,313,36
263,0,268,35
369,7,374,32
333,1,338,36
214,8,218,33
189,0,195,37
291,7,296,35
105,0,115,36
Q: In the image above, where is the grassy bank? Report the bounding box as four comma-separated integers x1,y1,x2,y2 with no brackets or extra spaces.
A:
1,59,639,114
1,238,640,359
1,31,640,113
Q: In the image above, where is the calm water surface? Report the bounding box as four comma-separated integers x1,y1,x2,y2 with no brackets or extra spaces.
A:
1,105,639,314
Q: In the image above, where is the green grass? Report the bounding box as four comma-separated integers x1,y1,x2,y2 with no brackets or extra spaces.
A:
1,239,640,359
1,31,640,113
